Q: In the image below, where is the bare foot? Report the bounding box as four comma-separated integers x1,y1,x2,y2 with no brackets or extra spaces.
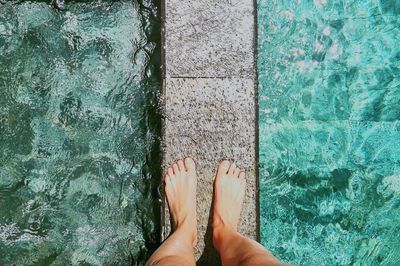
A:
212,160,246,242
164,158,198,246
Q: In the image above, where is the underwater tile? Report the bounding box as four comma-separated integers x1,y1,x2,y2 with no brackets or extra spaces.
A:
258,117,400,264
0,1,160,265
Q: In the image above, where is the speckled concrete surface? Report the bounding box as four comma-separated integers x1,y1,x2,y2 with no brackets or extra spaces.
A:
165,0,255,78
162,0,257,263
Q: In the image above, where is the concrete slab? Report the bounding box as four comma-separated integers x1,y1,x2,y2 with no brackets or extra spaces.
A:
162,0,257,263
162,78,257,263
165,0,255,78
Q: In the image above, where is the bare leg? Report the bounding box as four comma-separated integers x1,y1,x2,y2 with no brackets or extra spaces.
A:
146,158,197,266
212,161,286,266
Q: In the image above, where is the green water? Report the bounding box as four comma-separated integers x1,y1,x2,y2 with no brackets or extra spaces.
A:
0,1,161,265
258,0,400,265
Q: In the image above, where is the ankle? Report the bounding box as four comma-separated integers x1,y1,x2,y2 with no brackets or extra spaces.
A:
174,218,198,247
212,213,238,236
212,223,237,251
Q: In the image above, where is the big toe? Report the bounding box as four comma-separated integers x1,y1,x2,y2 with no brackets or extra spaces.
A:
217,160,231,176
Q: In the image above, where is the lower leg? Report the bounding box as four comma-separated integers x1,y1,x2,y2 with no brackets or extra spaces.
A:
213,226,283,266
212,161,285,266
146,226,195,266
146,158,198,266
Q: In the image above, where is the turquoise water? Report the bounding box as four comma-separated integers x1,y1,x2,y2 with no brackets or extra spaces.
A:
258,1,400,265
0,1,161,265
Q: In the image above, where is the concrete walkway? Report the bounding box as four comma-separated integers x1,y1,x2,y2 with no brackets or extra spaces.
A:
162,0,257,263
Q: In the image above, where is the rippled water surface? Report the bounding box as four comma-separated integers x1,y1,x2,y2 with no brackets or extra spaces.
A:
258,1,400,265
0,1,161,265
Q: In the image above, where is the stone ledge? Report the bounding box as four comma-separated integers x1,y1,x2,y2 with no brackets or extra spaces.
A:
162,77,257,262
165,0,255,78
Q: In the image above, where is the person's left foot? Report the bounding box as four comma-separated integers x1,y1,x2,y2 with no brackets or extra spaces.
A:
164,158,198,247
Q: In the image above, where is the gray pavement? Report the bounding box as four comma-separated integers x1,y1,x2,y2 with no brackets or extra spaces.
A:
162,0,257,263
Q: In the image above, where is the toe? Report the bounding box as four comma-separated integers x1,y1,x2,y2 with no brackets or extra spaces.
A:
177,160,185,171
184,157,196,172
234,167,240,178
172,163,179,175
167,167,174,177
163,173,169,183
239,172,246,184
217,160,231,175
228,163,236,175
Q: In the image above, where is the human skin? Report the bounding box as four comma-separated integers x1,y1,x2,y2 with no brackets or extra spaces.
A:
146,158,286,266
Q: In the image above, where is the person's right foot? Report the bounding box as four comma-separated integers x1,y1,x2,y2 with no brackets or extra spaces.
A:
164,158,198,247
212,160,246,241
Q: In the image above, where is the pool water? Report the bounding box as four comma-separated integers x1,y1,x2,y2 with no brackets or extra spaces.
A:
258,0,400,265
0,0,161,265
